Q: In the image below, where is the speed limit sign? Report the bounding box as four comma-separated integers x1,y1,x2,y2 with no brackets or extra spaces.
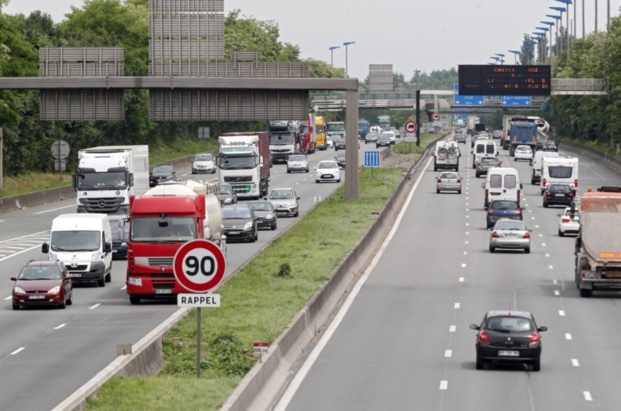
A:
173,240,226,293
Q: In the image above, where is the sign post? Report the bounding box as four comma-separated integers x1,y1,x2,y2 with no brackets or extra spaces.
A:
173,239,226,378
364,151,380,178
404,120,418,148
51,140,70,182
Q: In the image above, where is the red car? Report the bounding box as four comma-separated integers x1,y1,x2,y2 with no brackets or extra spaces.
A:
11,260,73,310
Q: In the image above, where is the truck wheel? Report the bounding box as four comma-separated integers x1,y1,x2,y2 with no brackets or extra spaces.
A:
579,288,593,297
98,275,105,287
105,271,111,283
129,296,141,305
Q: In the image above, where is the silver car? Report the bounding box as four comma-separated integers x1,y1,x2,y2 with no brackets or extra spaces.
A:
286,154,309,173
436,171,462,194
266,187,299,217
489,219,531,253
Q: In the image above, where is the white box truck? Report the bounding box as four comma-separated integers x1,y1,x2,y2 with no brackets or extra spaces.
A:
74,145,149,214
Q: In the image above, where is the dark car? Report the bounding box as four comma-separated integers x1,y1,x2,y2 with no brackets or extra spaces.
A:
486,199,523,229
376,134,391,148
149,165,176,187
470,310,547,371
541,140,558,152
543,183,575,208
335,151,346,169
221,205,258,242
475,156,501,178
365,132,379,144
219,183,238,205
108,214,130,260
333,137,346,150
248,200,277,230
11,259,73,310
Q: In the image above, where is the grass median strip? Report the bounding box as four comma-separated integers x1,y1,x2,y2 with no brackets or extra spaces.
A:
85,164,417,411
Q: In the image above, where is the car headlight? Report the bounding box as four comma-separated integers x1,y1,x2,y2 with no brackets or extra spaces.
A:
92,252,100,261
128,277,142,286
48,286,60,294
14,286,26,294
224,198,232,204
244,222,254,231
265,214,274,220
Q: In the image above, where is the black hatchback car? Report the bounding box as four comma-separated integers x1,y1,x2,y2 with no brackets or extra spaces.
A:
221,205,258,242
470,310,547,371
149,165,176,187
486,199,523,229
543,183,575,208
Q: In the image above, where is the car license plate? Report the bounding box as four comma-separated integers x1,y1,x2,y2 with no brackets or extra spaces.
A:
607,271,621,278
112,250,118,253
228,231,240,235
68,273,81,278
29,295,45,300
155,289,172,294
491,192,500,196
555,194,565,197
498,350,520,357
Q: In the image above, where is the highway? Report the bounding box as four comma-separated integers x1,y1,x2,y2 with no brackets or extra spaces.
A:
275,137,621,411
0,145,369,411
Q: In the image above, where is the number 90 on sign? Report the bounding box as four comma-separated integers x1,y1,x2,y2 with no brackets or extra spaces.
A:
183,250,216,282
173,240,226,293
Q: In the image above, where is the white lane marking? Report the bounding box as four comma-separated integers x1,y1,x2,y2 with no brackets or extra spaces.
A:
528,210,532,213
454,302,461,309
466,203,469,206
120,285,127,290
545,253,550,257
465,232,470,235
584,392,593,401
465,209,470,212
0,220,4,223
466,197,469,200
542,243,546,247
11,347,25,355
449,325,456,332
559,310,566,316
461,263,466,268
531,216,535,220
549,265,554,270
54,323,66,330
539,234,543,237
553,279,558,285
465,241,469,244
439,380,448,390
554,290,560,296
465,223,469,226
535,225,540,229
89,304,101,310
34,204,76,215
4,296,11,301
444,350,452,358
459,277,465,282
571,359,580,367
465,215,470,219
463,251,468,255
565,333,573,340
272,156,433,410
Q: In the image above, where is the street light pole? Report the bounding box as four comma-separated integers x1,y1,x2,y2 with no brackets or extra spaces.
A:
595,0,598,33
329,46,340,67
343,41,355,77
508,50,520,64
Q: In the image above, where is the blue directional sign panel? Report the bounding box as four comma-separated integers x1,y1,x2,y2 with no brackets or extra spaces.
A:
501,96,532,106
454,95,484,106
364,151,380,168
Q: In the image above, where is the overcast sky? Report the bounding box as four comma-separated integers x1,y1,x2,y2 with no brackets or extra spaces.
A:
4,0,620,80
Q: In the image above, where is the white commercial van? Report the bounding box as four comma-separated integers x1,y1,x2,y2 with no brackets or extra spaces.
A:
44,214,113,286
531,151,559,185
540,157,579,194
472,139,498,168
482,167,522,209
434,141,460,171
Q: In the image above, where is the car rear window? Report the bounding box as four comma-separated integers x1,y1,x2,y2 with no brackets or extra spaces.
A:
549,166,573,178
440,173,458,179
489,174,502,188
504,174,517,189
485,144,495,154
494,220,526,230
486,316,534,332
491,201,519,210
551,184,571,193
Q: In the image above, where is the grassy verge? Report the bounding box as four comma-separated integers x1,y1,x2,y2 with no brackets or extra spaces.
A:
0,138,218,198
393,133,436,154
556,137,621,160
85,165,416,411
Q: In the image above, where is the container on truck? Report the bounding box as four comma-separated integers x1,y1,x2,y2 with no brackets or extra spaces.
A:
216,132,270,199
508,121,538,156
574,187,621,297
377,115,391,129
44,213,113,287
268,120,298,164
125,180,224,304
315,116,327,150
73,145,149,215
358,119,370,140
298,119,315,154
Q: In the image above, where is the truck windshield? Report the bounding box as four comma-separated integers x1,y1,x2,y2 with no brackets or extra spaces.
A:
269,133,295,145
316,125,325,133
219,154,257,169
327,123,345,132
130,217,196,243
51,230,101,252
77,171,127,190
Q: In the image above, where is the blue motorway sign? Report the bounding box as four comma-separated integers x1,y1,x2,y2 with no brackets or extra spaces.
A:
364,151,380,168
454,95,484,106
501,96,531,106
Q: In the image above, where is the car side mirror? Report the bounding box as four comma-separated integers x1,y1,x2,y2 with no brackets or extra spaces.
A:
481,183,485,189
538,326,548,332
469,324,480,330
297,197,300,200
104,243,112,253
528,229,533,233
521,206,526,210
520,183,523,189
314,167,317,170
10,277,17,282
42,243,49,254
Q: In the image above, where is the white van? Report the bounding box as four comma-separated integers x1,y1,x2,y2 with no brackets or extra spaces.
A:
531,151,559,185
472,139,498,168
540,157,579,194
482,167,522,209
434,141,460,171
44,214,113,286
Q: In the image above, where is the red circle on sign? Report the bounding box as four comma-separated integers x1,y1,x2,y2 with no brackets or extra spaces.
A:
173,240,226,293
404,120,418,133
432,113,440,121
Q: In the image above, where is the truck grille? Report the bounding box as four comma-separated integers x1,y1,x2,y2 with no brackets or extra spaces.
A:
67,264,89,271
81,197,124,213
231,184,252,194
148,257,173,267
224,176,253,183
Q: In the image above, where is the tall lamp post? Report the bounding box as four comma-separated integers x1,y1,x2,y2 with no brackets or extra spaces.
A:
555,0,572,53
546,14,562,56
508,50,520,64
541,21,555,61
343,41,356,77
328,46,340,67
549,7,566,55
495,53,505,64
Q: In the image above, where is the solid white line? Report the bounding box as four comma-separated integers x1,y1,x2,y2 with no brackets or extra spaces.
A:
559,310,566,316
273,156,433,411
449,325,456,332
439,380,448,390
565,333,573,340
89,304,101,310
584,392,593,401
120,285,127,290
571,359,580,367
444,350,452,358
554,290,560,296
3,296,11,301
54,323,66,330
34,204,76,215
11,347,25,355
454,302,461,309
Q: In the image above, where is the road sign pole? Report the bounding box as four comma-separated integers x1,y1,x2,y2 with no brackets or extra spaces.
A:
57,141,62,183
416,90,421,147
197,307,202,378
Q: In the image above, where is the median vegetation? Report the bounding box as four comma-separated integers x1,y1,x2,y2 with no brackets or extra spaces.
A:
84,153,424,410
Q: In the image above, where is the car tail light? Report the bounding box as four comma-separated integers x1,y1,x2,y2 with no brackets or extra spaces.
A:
457,179,461,183
517,208,522,215
569,191,575,197
561,217,570,223
479,330,490,342
488,207,493,214
437,178,442,183
528,333,541,344
574,179,578,188
546,191,551,197
491,231,499,238
523,232,531,239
